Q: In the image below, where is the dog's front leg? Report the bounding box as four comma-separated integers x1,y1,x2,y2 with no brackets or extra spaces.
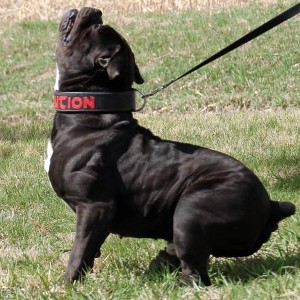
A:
64,200,115,283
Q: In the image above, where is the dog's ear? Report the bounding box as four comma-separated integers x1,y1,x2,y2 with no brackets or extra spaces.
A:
97,43,144,84
97,45,122,80
134,63,144,84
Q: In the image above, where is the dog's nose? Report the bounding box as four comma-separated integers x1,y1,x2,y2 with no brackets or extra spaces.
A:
79,7,102,18
91,8,102,19
95,9,102,17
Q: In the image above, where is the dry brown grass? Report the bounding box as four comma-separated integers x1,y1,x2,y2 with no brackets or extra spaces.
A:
0,0,289,21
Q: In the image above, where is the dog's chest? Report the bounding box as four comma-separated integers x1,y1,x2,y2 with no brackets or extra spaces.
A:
44,140,54,174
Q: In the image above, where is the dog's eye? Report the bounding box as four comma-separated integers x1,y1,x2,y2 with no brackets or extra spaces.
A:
93,24,101,30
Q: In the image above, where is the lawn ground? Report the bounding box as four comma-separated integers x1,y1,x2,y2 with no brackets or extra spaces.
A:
0,1,299,299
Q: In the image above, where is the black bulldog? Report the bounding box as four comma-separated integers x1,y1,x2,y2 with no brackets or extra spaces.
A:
45,7,296,285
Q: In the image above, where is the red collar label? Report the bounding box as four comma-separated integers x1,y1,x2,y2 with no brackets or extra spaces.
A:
53,91,137,112
54,95,95,110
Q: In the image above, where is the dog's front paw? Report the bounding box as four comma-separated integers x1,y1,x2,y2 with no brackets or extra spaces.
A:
64,270,80,285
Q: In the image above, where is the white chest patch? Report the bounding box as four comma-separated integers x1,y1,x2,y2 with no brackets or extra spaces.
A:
44,140,54,174
54,64,60,91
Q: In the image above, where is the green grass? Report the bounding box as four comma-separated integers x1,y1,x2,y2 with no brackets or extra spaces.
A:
1,1,300,299
0,111,299,299
0,1,299,118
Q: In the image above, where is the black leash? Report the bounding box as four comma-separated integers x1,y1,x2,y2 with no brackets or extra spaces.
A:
138,3,300,100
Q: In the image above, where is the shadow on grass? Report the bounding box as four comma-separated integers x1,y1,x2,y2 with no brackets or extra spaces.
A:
136,249,299,287
210,250,300,285
274,174,300,193
267,154,300,193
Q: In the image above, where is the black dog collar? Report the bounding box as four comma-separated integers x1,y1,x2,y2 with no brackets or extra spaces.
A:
54,91,136,112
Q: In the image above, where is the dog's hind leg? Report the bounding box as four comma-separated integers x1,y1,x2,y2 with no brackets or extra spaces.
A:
173,233,211,286
173,200,211,286
64,199,115,283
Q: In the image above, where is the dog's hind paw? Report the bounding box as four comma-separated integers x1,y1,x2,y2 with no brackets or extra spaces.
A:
179,273,211,287
94,250,101,258
146,249,181,274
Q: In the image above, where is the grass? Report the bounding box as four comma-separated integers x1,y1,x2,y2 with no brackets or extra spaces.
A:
0,1,299,117
0,111,299,299
0,0,300,299
0,0,289,20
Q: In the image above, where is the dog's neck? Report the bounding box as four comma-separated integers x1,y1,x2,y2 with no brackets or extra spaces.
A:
54,111,135,130
54,66,137,116
54,65,131,93
53,91,136,113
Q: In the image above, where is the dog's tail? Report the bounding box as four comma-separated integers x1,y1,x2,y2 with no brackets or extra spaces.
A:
253,200,295,252
269,200,296,223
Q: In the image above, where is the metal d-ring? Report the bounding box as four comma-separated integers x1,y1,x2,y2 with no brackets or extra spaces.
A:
133,89,148,112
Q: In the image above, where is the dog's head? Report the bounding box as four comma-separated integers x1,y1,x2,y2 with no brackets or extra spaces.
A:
55,7,144,91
